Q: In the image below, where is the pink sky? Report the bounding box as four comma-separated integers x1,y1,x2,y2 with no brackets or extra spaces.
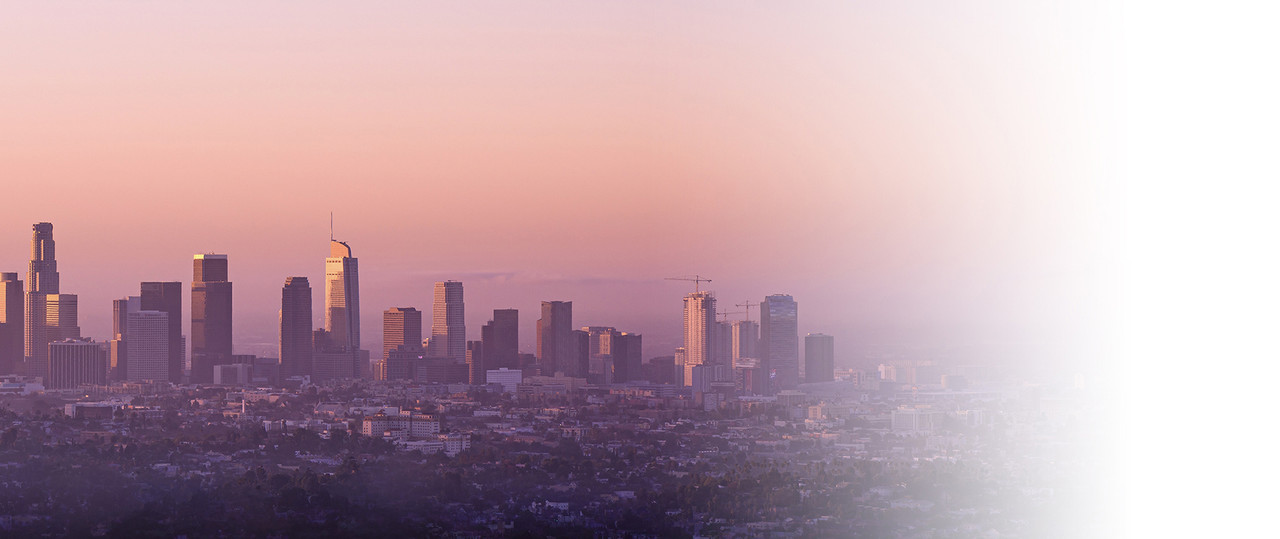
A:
0,2,1117,370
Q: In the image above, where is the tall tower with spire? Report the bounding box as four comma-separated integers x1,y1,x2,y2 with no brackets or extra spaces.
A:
324,239,360,353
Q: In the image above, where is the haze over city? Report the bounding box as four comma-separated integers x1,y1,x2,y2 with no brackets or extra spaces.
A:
0,2,1166,536
0,2,1114,373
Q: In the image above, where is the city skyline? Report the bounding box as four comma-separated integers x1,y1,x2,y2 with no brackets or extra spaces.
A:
0,222,1080,373
0,2,1153,536
0,2,1114,378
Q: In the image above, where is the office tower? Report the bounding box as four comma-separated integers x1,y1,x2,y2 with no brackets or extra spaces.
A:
731,320,759,364
612,332,642,383
279,277,313,378
536,301,573,376
481,309,518,371
570,329,589,378
140,281,183,383
383,307,423,360
313,329,333,353
466,340,483,384
645,355,676,385
312,351,359,382
108,297,139,381
759,294,799,393
47,339,107,389
804,333,835,383
25,223,59,378
324,240,360,352
584,326,619,381
428,281,465,362
384,346,423,381
191,254,233,383
0,273,22,374
417,358,469,384
112,297,140,339
713,320,732,365
45,294,81,344
681,291,716,386
674,347,686,386
126,311,170,382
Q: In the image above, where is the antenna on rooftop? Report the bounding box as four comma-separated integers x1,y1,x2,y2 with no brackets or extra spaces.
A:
330,212,334,241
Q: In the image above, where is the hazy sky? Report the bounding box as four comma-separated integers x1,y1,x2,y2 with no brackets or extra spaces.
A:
0,2,1118,370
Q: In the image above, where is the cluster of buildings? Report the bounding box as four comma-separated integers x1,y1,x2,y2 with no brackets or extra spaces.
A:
0,222,840,401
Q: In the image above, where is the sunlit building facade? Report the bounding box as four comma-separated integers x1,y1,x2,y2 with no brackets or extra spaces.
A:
681,291,716,386
324,240,361,352
759,294,799,393
429,281,465,362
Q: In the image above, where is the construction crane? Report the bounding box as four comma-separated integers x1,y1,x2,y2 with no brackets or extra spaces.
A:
717,310,746,322
664,275,712,294
736,301,760,322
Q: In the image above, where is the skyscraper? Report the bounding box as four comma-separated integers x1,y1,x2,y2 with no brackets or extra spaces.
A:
713,320,732,365
25,222,59,378
0,273,23,374
481,309,519,371
383,307,423,360
584,326,620,381
279,277,313,378
191,254,233,383
759,294,799,393
570,329,590,378
681,291,716,386
429,281,465,362
109,297,139,381
126,310,170,382
536,301,573,376
466,340,483,384
45,293,80,344
324,240,360,352
140,281,183,383
612,332,642,384
804,333,835,383
731,320,759,364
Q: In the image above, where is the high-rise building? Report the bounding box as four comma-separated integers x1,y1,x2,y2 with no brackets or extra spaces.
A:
759,294,799,393
569,329,589,378
0,273,23,374
583,326,619,381
383,307,423,360
25,222,59,378
466,340,484,384
536,301,573,376
681,292,716,386
191,254,233,383
45,294,80,344
325,239,365,380
279,277,313,378
804,333,835,384
612,332,642,384
312,350,360,382
126,310,170,382
731,320,759,365
324,240,360,352
428,281,465,362
384,345,424,381
108,297,139,381
112,297,140,339
141,281,183,383
481,309,519,371
47,338,108,389
713,320,733,365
